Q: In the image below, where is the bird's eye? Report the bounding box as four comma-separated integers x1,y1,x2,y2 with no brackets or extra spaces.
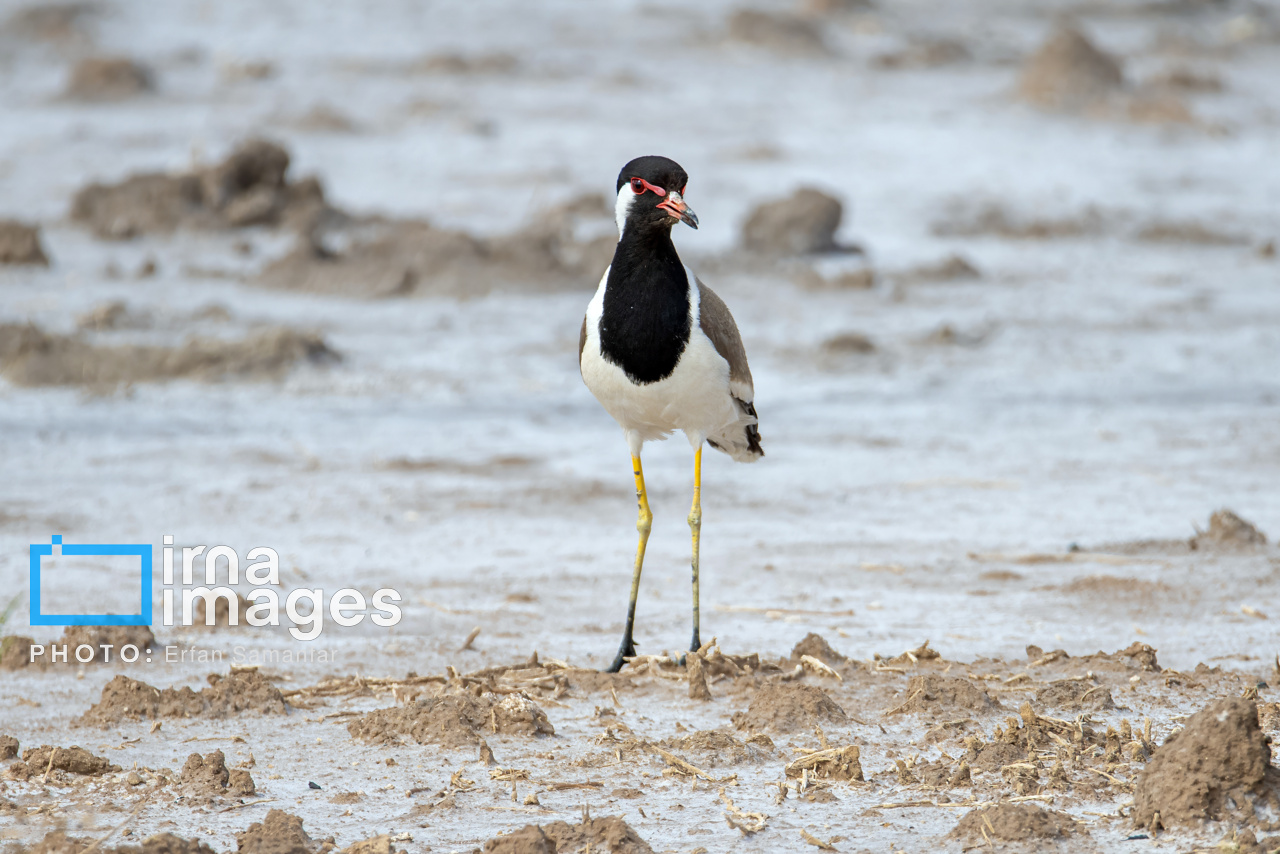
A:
630,178,645,194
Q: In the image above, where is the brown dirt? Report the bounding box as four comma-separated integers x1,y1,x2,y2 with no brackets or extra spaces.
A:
658,729,771,767
412,52,518,75
0,734,17,760
178,749,256,800
790,632,848,666
8,744,121,780
740,187,844,254
1191,508,1267,550
891,674,1001,717
70,139,328,239
0,635,34,670
731,683,848,733
895,254,981,284
192,590,249,628
0,220,49,265
236,810,324,854
932,202,1104,240
2,4,98,44
18,832,218,854
821,332,876,355
1018,25,1124,111
76,300,151,331
1146,66,1224,93
347,691,555,748
949,803,1080,844
1059,575,1173,596
80,670,287,726
0,322,337,388
1133,697,1279,828
478,815,653,854
60,625,156,661
1034,679,1116,711
64,56,153,101
1135,221,1247,245
874,38,970,69
253,196,614,298
725,10,828,56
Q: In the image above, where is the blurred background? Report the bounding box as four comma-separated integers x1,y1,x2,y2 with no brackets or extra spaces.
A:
1,0,1279,666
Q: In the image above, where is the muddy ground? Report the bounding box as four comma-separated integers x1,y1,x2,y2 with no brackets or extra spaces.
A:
2,0,1280,851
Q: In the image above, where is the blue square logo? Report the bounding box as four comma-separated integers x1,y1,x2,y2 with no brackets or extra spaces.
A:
29,536,152,626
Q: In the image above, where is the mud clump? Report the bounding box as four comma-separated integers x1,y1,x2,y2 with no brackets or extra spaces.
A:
70,139,327,239
732,683,848,733
933,202,1104,240
0,220,50,265
1133,697,1278,828
65,56,153,101
179,750,255,798
8,745,121,780
791,633,848,667
1019,25,1124,111
1191,509,1267,550
0,734,17,759
255,195,614,298
20,832,218,854
192,590,248,628
348,691,554,748
0,635,35,670
726,10,828,56
659,729,771,767
0,322,337,388
874,38,970,69
80,671,286,726
60,625,156,662
895,254,981,285
1035,679,1116,711
478,815,653,854
891,674,1001,717
822,332,876,355
950,803,1079,844
741,188,843,255
236,810,323,854
2,4,98,44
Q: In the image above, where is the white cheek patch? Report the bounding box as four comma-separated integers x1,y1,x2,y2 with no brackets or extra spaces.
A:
615,185,635,237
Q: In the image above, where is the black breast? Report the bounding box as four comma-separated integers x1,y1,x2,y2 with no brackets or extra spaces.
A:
598,231,691,385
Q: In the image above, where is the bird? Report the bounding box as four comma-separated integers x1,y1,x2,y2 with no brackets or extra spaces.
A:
578,155,763,673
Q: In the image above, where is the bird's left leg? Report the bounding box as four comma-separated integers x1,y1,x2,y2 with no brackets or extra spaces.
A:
688,444,703,653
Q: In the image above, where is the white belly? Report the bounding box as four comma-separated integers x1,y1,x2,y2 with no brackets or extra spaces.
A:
580,265,740,450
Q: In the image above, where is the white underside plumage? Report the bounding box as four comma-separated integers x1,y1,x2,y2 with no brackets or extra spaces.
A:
580,263,759,461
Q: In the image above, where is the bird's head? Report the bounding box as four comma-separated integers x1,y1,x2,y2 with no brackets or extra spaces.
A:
614,155,698,237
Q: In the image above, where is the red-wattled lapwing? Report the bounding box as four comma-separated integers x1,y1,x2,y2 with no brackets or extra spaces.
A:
579,155,763,673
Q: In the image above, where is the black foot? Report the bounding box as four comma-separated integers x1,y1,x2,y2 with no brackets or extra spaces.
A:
689,631,702,654
605,636,637,673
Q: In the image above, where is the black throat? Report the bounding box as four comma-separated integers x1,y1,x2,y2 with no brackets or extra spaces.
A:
598,225,691,385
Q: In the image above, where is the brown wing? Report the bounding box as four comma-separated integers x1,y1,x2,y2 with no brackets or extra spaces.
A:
696,278,754,397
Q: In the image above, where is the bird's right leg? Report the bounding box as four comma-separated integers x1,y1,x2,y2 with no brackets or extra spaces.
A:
607,452,652,673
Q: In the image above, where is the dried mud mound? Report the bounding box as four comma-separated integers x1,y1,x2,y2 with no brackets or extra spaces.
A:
741,188,843,255
949,803,1079,845
80,671,287,726
1019,25,1124,111
65,56,153,101
8,745,120,780
70,139,327,239
0,323,336,387
179,749,256,799
479,815,653,854
254,197,614,298
1133,697,1279,828
1192,508,1267,550
1034,679,1116,712
19,832,217,854
0,220,49,265
237,810,323,854
0,735,17,759
659,729,773,767
790,632,847,666
890,674,1001,717
726,10,828,56
732,683,847,733
0,635,35,670
348,691,554,748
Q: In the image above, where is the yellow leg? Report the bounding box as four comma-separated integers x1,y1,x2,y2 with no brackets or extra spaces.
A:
607,453,653,672
688,445,702,653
